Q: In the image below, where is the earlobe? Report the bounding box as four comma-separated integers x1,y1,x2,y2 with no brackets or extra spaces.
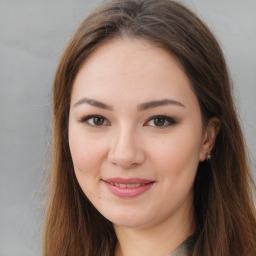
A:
199,117,221,161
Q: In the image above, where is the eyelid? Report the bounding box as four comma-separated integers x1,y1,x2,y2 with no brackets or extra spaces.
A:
79,115,110,127
144,115,177,128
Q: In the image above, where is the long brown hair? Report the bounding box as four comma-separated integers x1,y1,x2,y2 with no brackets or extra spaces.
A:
42,0,256,255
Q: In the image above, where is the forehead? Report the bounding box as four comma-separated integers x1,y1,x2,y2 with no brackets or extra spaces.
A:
71,38,197,107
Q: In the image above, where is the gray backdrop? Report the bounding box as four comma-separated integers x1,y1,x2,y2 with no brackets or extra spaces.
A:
0,0,255,255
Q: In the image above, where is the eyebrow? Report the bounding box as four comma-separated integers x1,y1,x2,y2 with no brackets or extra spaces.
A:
73,98,185,110
73,98,113,110
138,99,185,111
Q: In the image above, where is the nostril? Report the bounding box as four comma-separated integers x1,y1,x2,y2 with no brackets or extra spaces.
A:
108,146,145,169
107,130,146,168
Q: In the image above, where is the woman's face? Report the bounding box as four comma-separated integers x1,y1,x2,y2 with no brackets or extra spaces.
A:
69,38,210,229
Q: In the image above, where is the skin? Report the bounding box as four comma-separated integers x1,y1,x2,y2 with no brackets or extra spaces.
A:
68,38,219,256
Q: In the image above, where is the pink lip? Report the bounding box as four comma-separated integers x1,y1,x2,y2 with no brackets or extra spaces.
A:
103,178,155,198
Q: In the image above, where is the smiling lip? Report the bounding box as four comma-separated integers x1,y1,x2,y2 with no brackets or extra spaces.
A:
103,178,155,198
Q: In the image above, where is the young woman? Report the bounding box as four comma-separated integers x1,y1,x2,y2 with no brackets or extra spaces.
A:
42,0,256,255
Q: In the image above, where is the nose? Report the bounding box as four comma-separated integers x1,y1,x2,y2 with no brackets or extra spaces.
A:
108,127,145,169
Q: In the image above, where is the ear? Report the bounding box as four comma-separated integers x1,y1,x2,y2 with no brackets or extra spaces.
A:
199,117,221,161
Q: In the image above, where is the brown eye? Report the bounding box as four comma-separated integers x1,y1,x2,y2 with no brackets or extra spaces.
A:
93,116,105,126
153,117,166,126
145,115,177,128
81,115,108,127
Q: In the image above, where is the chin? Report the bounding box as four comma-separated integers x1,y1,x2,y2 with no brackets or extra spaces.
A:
112,219,148,229
103,210,154,229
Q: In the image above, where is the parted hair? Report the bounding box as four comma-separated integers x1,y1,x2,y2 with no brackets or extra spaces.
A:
42,0,256,255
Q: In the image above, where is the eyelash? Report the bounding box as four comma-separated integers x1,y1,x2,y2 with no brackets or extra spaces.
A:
79,115,177,128
80,115,110,128
145,115,177,128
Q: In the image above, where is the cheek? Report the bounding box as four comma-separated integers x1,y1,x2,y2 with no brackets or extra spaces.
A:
151,127,202,180
68,126,107,177
69,132,106,200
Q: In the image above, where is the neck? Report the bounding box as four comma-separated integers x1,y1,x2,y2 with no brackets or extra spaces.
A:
114,206,194,256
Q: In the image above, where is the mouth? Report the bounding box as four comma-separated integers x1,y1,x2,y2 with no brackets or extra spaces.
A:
103,178,155,198
108,183,147,188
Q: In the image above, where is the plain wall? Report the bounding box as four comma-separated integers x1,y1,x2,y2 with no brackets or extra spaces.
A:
0,0,255,255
